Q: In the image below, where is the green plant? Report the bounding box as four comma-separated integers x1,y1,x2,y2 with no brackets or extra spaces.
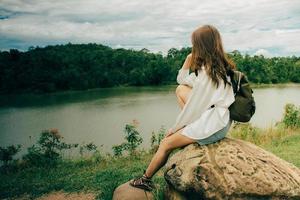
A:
2,109,300,199
79,142,103,163
0,145,21,166
282,104,300,128
229,122,261,144
150,126,166,153
112,120,143,156
91,150,103,164
112,143,127,156
23,128,78,166
79,142,98,156
124,124,143,154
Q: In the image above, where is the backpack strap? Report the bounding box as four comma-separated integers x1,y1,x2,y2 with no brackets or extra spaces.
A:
237,71,242,92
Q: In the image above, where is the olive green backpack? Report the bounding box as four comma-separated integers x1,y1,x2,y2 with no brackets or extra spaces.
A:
229,70,256,122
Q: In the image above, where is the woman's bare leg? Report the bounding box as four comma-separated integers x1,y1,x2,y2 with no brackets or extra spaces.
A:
142,84,195,179
144,127,196,178
175,84,192,109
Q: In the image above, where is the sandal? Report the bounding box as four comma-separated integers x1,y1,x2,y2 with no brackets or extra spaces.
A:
129,171,155,191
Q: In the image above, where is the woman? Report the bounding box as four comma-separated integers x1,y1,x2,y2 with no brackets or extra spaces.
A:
129,24,236,191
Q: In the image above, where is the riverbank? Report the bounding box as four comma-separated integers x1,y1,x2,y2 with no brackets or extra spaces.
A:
1,123,300,200
1,85,300,161
1,104,299,199
1,82,300,97
251,82,300,89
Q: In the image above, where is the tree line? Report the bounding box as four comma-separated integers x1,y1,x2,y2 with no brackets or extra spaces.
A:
0,43,299,94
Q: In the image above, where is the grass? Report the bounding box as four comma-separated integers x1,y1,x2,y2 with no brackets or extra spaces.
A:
228,122,300,168
1,123,300,200
250,82,300,89
262,133,300,167
0,150,167,200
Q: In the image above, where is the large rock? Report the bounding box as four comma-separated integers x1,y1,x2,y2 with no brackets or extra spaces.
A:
164,137,300,200
112,181,154,200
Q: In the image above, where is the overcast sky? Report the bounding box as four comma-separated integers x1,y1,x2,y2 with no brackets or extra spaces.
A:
0,0,299,57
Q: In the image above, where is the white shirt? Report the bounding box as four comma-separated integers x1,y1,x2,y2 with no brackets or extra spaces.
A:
170,65,235,140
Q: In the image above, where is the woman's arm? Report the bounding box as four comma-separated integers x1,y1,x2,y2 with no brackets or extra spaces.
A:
182,53,192,70
176,54,196,88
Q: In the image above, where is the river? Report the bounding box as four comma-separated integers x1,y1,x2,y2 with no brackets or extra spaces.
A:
0,84,300,153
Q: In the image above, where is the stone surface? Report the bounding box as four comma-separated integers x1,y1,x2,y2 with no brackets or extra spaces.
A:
112,181,154,200
164,137,300,200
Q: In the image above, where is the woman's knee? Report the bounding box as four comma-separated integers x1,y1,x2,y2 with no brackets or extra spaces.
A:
176,84,191,97
158,138,174,153
175,85,183,95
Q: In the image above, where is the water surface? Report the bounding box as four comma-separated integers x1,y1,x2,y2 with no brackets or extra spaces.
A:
0,84,299,153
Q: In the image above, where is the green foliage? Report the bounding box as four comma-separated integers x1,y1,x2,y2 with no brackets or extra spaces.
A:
229,103,300,146
0,44,174,94
282,104,300,128
263,134,300,167
112,143,127,157
79,142,103,163
23,128,78,166
0,145,21,165
229,122,261,144
1,44,299,95
1,121,300,199
124,123,143,153
0,151,162,200
79,142,98,156
228,51,300,84
112,120,143,156
150,126,166,153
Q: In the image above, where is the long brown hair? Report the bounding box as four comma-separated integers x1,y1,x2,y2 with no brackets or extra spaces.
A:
190,25,236,88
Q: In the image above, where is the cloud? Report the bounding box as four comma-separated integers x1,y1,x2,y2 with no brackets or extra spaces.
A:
0,0,299,56
254,49,273,58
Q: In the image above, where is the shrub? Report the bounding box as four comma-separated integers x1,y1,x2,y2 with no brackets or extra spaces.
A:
112,143,127,157
282,104,300,128
112,120,143,156
90,150,103,163
79,142,98,156
229,122,261,144
23,128,78,166
124,123,143,154
0,145,21,166
150,126,166,153
79,142,103,163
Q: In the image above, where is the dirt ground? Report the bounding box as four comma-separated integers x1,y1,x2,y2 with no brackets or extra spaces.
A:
37,192,96,200
4,191,96,200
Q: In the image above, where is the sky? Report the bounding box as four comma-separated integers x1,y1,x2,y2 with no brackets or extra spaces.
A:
0,0,299,57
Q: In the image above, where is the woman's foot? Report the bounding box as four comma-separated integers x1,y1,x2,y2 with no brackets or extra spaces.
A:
129,173,155,191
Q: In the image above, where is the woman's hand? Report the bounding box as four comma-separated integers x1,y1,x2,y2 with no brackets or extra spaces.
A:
164,128,174,138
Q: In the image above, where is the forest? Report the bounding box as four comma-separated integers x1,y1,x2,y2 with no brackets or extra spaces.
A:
0,43,299,94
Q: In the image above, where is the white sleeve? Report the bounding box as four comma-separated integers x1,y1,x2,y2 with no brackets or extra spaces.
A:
170,77,212,133
176,68,196,88
169,88,200,134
